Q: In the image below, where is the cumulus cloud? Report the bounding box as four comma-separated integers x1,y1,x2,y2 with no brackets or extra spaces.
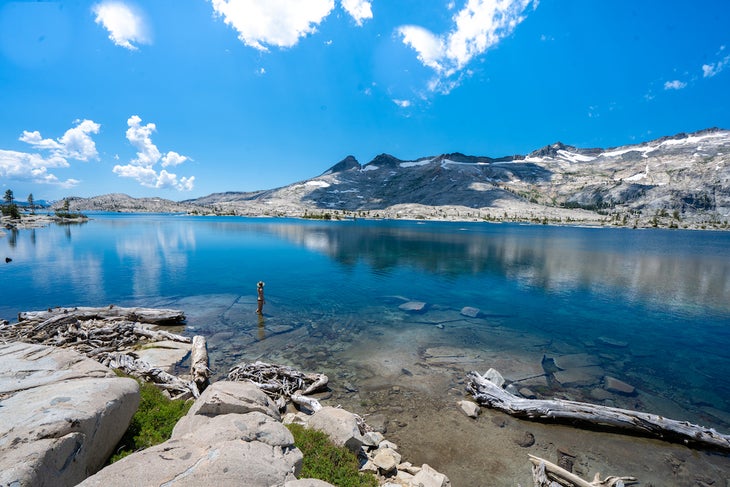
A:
393,99,411,108
92,1,151,50
398,0,536,93
341,0,372,26
113,115,194,191
664,80,687,90
0,120,99,187
161,151,188,168
210,0,335,51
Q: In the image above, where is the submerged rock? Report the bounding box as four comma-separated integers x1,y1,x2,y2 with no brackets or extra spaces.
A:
597,336,629,348
552,367,604,388
399,301,427,313
515,431,536,448
604,376,636,395
460,306,481,318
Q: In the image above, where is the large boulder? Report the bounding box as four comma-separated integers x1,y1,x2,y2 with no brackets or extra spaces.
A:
186,379,281,420
79,380,303,487
0,342,140,487
306,406,365,453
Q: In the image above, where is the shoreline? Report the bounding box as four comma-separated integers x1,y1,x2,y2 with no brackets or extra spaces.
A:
3,204,729,232
3,303,730,485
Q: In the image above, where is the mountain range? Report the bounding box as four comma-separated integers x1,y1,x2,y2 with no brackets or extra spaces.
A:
64,128,730,229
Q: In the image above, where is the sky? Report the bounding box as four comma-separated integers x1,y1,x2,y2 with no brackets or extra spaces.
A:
1,0,729,202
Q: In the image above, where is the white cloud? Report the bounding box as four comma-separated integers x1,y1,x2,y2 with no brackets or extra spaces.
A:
210,0,335,51
114,115,194,191
126,115,161,165
702,55,729,78
92,1,151,50
19,119,100,161
0,120,100,187
341,0,372,26
398,0,536,93
161,151,188,167
393,99,411,108
399,25,446,72
664,80,687,90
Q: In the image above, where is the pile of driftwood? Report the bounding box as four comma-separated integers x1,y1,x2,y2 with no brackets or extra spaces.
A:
227,360,328,412
466,369,730,452
0,306,208,400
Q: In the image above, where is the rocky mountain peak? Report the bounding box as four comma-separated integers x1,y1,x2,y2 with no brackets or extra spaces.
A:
365,153,402,168
323,155,361,174
528,142,570,158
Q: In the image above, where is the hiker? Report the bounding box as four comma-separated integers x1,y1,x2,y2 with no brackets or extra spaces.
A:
256,281,265,314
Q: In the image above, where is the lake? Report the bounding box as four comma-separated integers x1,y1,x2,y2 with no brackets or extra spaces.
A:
2,213,729,484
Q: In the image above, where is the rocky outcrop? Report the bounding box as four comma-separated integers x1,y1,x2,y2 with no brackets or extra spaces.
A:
0,342,140,487
79,380,308,487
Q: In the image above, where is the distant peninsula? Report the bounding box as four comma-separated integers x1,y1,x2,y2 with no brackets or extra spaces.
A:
60,128,730,230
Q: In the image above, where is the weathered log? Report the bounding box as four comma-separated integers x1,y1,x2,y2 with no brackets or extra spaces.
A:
132,326,191,343
190,335,210,394
291,391,322,413
18,306,185,325
106,352,198,400
467,370,730,452
529,455,638,487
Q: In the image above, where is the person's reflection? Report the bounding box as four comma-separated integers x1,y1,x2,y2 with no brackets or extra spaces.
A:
257,313,266,341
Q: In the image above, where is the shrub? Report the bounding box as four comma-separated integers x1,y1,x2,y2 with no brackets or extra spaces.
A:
109,380,192,463
286,423,378,487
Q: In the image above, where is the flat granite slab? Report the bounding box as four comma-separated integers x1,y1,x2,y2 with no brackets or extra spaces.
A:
0,342,140,487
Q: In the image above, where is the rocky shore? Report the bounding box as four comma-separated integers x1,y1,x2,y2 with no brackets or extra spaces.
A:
3,304,730,486
0,308,451,487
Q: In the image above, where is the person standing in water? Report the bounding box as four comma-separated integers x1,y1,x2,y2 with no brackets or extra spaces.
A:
256,281,265,314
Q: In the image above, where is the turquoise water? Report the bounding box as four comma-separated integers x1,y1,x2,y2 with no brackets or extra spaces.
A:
2,213,729,430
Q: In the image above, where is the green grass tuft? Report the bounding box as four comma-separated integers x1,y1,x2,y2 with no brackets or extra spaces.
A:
109,380,192,463
286,423,378,487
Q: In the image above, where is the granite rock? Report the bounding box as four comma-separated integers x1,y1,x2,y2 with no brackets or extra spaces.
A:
0,342,140,487
306,406,365,453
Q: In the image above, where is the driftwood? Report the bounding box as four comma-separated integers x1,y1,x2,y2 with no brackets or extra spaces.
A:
18,306,185,325
227,360,328,411
2,306,198,399
467,370,730,452
104,352,199,400
190,335,210,395
530,455,638,487
291,391,323,413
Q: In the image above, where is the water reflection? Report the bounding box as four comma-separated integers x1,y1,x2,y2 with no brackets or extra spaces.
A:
257,313,266,341
7,228,17,248
115,223,196,297
255,221,730,313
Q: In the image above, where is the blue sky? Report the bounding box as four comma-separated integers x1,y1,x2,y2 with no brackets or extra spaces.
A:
1,0,729,201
